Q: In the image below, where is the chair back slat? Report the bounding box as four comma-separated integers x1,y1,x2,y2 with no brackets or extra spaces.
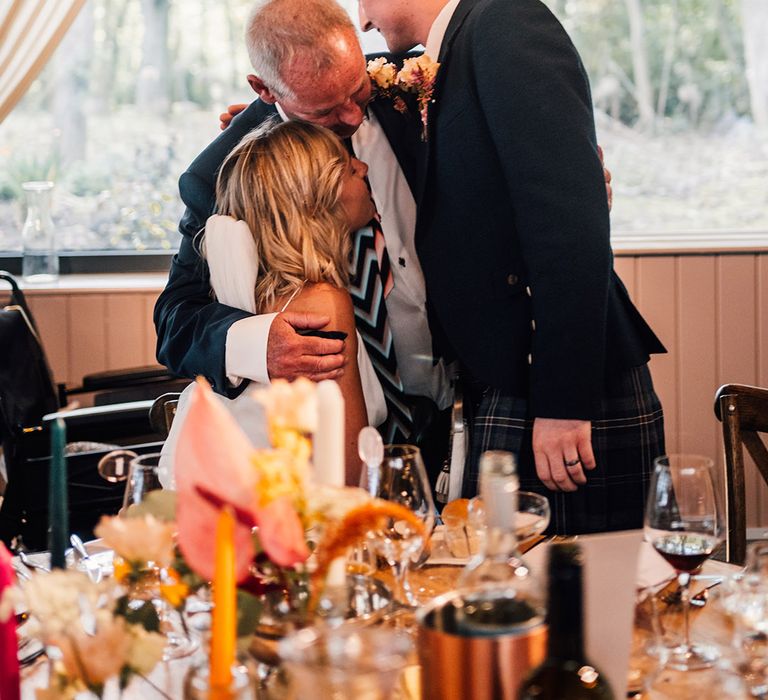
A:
715,383,768,565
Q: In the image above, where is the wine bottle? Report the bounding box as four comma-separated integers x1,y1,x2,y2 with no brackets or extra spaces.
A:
518,543,614,699
453,451,544,636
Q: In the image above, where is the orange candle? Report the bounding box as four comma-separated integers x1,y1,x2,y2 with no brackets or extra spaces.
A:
209,507,236,698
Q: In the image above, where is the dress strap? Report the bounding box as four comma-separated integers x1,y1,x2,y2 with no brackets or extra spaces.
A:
279,283,304,313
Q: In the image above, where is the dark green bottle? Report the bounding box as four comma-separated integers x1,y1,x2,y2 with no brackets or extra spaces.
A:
518,543,614,700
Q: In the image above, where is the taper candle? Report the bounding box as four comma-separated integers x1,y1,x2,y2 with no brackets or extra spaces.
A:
210,507,236,697
314,380,345,486
48,418,68,569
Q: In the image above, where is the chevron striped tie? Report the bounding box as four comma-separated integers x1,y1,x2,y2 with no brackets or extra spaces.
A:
348,216,414,443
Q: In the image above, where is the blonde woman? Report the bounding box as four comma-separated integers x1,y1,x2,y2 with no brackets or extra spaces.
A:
161,120,386,484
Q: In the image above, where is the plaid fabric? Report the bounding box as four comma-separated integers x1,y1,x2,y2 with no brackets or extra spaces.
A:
465,364,665,535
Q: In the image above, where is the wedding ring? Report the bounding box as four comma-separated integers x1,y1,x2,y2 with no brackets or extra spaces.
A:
564,458,581,468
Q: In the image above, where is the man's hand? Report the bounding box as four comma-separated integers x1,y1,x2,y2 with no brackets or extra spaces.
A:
532,418,596,492
597,145,613,211
219,103,248,130
266,311,347,381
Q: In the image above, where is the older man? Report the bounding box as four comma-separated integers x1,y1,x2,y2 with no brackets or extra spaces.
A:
357,0,667,533
154,0,453,478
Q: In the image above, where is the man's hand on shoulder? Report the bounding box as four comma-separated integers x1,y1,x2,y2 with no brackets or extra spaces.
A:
598,145,613,211
266,311,347,381
219,103,248,130
532,418,596,492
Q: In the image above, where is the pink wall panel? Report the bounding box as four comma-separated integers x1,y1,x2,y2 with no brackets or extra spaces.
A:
26,295,70,384
633,256,678,453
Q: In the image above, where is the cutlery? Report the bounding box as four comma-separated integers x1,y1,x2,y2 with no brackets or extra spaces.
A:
70,534,103,583
18,550,49,573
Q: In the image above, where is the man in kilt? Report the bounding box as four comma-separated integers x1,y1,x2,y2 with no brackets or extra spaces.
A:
359,0,667,533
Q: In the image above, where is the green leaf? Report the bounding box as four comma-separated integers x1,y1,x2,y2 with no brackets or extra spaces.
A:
236,589,262,639
123,600,161,633
124,490,177,522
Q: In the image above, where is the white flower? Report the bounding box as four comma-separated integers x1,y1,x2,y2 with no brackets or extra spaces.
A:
95,514,175,567
367,57,398,89
21,570,103,638
51,610,131,686
126,625,165,675
251,378,318,435
397,54,440,88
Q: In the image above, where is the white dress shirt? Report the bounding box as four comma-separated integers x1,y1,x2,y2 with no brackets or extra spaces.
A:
225,106,453,410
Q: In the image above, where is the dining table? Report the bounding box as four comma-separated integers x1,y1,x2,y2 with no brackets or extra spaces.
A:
17,542,746,700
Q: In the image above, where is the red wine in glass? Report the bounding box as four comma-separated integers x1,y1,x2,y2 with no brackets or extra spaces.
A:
652,533,719,573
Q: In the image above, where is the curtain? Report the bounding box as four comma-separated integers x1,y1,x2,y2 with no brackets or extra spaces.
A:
0,0,86,124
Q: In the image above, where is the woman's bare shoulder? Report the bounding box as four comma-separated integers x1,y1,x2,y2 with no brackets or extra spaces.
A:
291,283,356,332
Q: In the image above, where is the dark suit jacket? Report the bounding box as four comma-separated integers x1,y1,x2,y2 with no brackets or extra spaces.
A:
153,59,422,398
415,0,665,419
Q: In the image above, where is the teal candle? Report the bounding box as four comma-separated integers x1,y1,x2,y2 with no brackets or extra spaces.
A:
48,418,68,569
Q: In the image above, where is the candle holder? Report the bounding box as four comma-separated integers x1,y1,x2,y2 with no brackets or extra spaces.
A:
183,657,258,700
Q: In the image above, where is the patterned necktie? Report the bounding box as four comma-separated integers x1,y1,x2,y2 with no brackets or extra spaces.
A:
348,214,414,443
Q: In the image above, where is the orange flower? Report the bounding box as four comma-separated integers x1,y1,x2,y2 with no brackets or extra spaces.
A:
112,557,131,584
159,568,189,609
311,499,427,596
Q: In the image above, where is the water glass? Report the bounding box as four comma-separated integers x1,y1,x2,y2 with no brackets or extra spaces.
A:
279,625,412,700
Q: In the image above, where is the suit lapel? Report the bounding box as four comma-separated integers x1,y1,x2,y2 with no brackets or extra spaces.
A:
368,98,422,198
417,0,480,208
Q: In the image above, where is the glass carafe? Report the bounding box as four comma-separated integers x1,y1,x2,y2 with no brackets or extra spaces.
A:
21,181,58,283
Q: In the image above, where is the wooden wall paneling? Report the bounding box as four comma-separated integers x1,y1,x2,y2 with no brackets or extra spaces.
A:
677,256,719,467
26,295,70,385
759,256,768,389
635,256,678,453
105,294,149,370
614,256,637,299
716,255,762,526
67,294,107,383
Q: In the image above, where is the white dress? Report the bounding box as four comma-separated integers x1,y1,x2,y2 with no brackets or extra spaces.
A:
159,215,387,486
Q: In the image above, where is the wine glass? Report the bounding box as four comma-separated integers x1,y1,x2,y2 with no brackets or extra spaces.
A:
360,445,436,607
644,454,723,670
121,452,164,514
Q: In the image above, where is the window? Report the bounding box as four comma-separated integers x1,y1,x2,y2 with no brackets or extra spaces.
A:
0,0,259,256
0,0,764,262
543,0,768,237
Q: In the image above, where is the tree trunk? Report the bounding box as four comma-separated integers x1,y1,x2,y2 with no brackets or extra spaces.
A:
624,0,655,130
52,3,93,167
741,0,768,127
136,0,171,112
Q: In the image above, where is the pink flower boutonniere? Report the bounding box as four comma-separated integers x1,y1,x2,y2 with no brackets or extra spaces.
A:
368,54,440,140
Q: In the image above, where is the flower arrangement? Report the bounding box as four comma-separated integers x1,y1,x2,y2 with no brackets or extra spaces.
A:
368,54,441,138
2,569,165,699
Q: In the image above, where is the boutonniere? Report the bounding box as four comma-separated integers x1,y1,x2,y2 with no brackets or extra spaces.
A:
367,55,440,140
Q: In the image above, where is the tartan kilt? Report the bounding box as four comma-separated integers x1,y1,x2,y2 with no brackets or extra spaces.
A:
465,364,665,535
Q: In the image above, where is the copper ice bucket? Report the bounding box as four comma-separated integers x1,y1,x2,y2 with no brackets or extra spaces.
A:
417,590,547,700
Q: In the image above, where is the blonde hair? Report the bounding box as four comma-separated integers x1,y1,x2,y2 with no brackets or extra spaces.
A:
245,0,356,99
214,119,352,313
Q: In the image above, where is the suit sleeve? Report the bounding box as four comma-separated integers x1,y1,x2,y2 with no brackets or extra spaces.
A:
470,0,612,419
153,170,253,398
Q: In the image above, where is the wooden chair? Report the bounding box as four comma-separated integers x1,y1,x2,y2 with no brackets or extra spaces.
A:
714,383,768,564
148,392,180,439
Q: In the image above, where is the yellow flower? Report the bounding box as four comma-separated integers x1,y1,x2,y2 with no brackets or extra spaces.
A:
251,448,308,509
367,57,398,89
